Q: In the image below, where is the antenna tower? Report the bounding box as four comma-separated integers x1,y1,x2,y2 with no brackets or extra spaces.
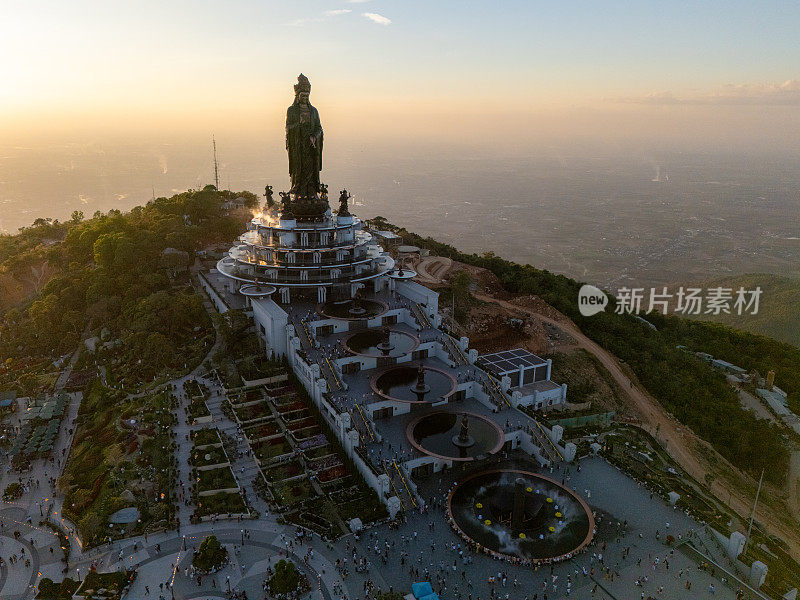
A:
212,135,220,189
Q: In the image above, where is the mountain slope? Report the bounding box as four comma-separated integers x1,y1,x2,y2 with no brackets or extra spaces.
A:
690,273,800,347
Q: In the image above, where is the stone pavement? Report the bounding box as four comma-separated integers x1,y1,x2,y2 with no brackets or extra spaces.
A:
328,456,747,600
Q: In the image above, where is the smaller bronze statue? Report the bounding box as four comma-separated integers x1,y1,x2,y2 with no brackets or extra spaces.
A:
338,189,351,216
452,414,475,448
410,363,430,399
278,191,293,217
264,185,275,209
377,325,394,355
319,183,328,201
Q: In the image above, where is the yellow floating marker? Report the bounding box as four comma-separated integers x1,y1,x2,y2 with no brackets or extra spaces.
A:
548,526,556,532
526,487,533,492
555,512,562,518
485,519,492,526
476,503,483,509
519,533,527,539
546,497,553,503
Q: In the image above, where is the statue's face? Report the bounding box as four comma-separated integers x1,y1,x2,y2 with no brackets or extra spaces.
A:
297,91,310,104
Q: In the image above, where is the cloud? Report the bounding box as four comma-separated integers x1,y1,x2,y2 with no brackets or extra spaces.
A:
287,8,352,26
362,12,391,25
608,80,800,106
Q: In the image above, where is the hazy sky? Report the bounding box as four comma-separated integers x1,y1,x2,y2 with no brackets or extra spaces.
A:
2,1,799,147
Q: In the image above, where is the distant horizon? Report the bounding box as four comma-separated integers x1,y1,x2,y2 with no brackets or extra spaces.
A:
2,0,799,291
2,1,799,152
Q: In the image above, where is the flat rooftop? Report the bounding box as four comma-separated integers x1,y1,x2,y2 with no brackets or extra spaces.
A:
477,348,547,374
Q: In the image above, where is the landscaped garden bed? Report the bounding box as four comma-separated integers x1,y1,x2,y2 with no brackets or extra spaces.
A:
61,385,177,546
243,420,280,441
3,482,23,501
187,396,211,421
74,569,134,599
275,400,305,414
297,434,327,450
190,445,229,468
320,475,356,493
266,559,310,598
290,425,322,441
317,464,347,483
192,535,228,573
331,486,387,523
233,401,272,423
183,379,207,399
307,455,342,472
287,497,342,539
263,460,304,483
253,437,293,464
265,382,295,396
302,444,333,460
237,357,286,383
36,577,80,599
282,409,311,424
192,428,221,447
230,388,264,406
195,491,248,519
272,478,316,507
284,416,316,430
196,466,238,492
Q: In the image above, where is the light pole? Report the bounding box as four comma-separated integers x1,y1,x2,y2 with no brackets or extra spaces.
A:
240,529,244,545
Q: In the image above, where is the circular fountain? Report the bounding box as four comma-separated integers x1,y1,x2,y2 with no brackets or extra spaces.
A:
447,469,594,564
318,298,388,320
407,411,504,461
344,328,419,358
371,365,456,404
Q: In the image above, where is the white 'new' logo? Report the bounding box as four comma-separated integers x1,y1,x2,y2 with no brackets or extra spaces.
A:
578,284,608,316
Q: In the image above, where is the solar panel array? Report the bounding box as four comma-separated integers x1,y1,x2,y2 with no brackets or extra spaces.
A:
477,348,546,375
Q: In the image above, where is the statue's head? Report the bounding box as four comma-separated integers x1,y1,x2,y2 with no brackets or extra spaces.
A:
294,74,311,104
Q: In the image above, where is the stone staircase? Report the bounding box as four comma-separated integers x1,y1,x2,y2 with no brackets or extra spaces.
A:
410,302,433,329
442,333,468,367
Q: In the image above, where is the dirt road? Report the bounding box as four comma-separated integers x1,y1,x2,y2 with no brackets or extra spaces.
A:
473,291,800,554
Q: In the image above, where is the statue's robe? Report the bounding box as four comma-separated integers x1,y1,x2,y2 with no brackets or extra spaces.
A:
286,102,323,197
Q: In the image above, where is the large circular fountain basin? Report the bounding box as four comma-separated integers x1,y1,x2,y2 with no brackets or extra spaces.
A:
318,299,387,320
371,366,456,404
407,411,504,461
345,328,419,358
447,469,594,564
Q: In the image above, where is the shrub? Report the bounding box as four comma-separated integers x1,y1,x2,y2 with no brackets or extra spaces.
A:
3,482,23,501
192,535,228,573
268,559,301,595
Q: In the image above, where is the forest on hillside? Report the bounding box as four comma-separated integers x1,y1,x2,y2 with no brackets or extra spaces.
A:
0,186,257,394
